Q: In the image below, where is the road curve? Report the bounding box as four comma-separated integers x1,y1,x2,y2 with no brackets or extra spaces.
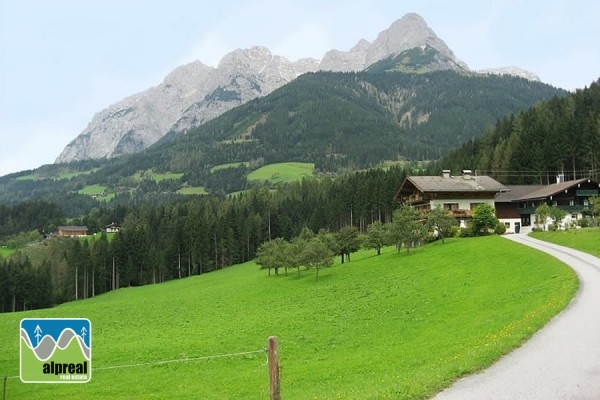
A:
432,234,600,400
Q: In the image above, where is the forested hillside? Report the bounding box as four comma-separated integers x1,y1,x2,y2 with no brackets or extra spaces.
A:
0,167,406,311
435,79,600,183
156,68,563,172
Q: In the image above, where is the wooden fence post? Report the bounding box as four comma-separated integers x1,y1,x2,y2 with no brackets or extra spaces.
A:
267,336,281,400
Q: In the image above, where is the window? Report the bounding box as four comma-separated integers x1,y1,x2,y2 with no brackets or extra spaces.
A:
504,222,510,228
443,203,459,210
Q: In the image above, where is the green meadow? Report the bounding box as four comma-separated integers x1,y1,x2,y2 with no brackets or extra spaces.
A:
530,227,600,257
247,162,314,184
77,184,108,196
0,236,577,399
0,247,15,258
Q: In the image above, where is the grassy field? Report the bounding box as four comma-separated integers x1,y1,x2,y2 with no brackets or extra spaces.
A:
530,227,600,257
0,247,15,258
78,185,108,195
247,162,314,184
0,236,577,399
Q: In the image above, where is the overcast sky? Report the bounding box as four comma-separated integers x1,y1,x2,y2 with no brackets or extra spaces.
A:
1,0,599,177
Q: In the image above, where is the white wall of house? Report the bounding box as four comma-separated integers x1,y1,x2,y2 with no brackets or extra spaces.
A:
498,218,523,234
501,213,582,234
430,198,495,210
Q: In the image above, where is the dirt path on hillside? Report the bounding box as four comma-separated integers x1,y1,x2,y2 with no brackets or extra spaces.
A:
431,234,600,400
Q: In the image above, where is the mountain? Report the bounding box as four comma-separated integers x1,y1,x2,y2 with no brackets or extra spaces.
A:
55,13,537,164
55,48,319,162
477,66,541,82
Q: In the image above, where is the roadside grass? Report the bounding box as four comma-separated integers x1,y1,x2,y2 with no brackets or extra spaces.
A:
530,227,600,257
0,236,577,399
248,162,314,184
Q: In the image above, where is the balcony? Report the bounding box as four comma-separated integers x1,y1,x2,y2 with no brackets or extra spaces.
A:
450,209,471,218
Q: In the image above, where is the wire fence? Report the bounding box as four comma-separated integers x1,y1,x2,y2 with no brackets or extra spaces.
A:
2,347,268,400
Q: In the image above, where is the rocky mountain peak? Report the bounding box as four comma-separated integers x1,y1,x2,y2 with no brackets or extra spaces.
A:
365,13,466,69
55,13,536,164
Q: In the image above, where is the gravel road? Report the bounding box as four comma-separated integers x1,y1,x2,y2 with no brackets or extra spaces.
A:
432,234,600,400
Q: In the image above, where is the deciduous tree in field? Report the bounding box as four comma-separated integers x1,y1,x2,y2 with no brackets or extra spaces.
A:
335,225,361,263
365,220,387,255
300,238,334,281
425,205,457,244
390,205,426,254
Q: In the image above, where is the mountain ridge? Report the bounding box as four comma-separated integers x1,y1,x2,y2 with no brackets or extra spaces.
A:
55,13,539,164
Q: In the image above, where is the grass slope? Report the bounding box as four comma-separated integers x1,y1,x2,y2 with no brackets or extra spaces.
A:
0,237,577,399
530,227,600,257
247,162,314,184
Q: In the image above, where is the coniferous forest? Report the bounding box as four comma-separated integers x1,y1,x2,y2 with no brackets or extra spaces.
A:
0,167,406,312
436,79,600,184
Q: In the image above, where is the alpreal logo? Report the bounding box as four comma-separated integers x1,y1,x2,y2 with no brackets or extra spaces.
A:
20,318,91,383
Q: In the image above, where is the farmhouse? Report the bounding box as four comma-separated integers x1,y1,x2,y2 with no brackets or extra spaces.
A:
395,169,507,227
105,222,121,233
495,176,600,233
57,226,88,237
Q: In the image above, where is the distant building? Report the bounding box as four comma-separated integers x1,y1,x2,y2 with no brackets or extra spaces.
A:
105,222,121,233
57,226,88,237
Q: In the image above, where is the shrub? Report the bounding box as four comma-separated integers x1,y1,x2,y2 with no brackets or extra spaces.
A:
494,222,507,235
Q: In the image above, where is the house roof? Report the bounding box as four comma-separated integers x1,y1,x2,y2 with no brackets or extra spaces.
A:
495,185,543,202
58,226,88,231
496,178,597,202
400,175,507,194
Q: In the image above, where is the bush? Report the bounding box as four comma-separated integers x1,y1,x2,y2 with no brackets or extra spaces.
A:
448,226,460,238
578,217,591,228
494,222,507,235
458,226,473,238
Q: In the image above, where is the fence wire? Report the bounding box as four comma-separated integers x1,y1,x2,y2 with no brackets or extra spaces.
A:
2,347,267,399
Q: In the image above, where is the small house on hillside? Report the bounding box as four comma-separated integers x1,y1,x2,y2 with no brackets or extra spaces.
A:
57,226,88,237
395,169,507,227
105,222,121,233
495,176,599,233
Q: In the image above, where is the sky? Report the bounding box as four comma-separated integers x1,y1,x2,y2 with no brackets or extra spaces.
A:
1,0,599,177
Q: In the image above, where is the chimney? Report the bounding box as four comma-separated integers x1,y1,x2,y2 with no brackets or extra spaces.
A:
556,173,565,184
462,169,472,180
442,169,451,178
